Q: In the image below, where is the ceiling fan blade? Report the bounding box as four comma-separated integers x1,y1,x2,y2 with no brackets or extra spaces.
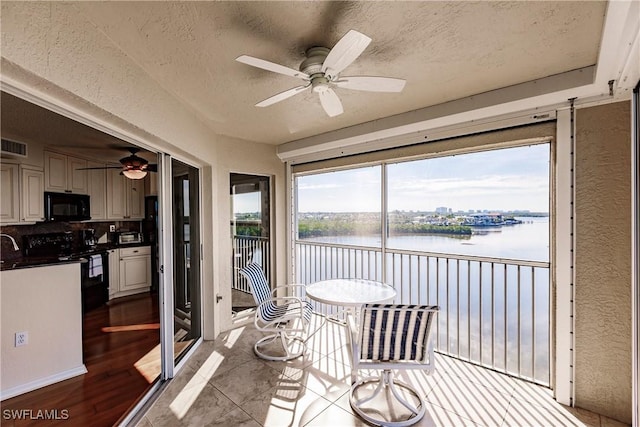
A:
322,30,371,79
318,88,344,117
76,166,123,170
256,85,309,107
146,164,158,172
334,76,406,92
236,55,310,81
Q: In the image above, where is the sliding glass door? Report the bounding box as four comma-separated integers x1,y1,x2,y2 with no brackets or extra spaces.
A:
171,159,201,365
230,173,271,316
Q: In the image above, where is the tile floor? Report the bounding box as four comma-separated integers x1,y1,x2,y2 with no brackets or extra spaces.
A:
136,315,629,427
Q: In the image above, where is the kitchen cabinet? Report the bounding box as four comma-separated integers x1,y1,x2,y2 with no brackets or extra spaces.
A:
0,163,44,224
145,173,158,196
86,161,107,220
119,246,152,292
106,169,145,220
44,151,88,194
129,179,145,219
20,166,44,222
109,246,151,299
0,162,20,223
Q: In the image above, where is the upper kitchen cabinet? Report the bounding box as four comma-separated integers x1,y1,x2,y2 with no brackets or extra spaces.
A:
0,162,20,223
21,165,44,222
86,161,107,221
144,172,158,196
106,169,145,220
44,151,88,194
0,162,44,224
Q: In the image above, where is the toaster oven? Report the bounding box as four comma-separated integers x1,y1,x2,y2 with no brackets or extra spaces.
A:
118,232,143,245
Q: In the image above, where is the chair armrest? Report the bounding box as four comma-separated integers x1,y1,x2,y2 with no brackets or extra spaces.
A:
258,295,304,308
254,296,308,331
346,311,360,384
270,284,307,298
346,311,359,356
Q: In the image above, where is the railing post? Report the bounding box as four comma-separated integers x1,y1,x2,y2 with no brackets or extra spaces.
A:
381,163,388,285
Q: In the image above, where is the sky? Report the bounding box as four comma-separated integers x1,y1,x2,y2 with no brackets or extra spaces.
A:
233,192,261,214
296,144,550,213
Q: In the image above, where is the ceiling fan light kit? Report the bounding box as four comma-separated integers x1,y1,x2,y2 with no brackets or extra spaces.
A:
76,147,157,179
122,169,148,180
236,30,406,117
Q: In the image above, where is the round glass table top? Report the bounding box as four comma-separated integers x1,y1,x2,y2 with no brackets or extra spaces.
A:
305,278,396,306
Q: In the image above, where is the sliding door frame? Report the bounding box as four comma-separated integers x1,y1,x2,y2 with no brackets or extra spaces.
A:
158,153,175,380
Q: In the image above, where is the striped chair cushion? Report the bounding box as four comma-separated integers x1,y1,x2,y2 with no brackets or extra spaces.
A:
239,263,278,319
240,263,272,305
359,304,438,362
239,263,312,323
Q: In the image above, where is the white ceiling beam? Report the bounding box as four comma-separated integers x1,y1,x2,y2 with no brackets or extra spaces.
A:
594,0,638,90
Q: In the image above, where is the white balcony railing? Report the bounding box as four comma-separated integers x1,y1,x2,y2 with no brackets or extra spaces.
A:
233,236,270,293
295,240,551,386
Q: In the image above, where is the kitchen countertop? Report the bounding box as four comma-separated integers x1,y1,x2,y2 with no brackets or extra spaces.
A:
0,242,150,271
0,257,85,271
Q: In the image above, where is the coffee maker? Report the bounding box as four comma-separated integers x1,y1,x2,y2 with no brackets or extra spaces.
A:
82,229,96,248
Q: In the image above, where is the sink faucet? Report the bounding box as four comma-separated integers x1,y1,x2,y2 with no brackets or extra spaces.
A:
0,234,20,251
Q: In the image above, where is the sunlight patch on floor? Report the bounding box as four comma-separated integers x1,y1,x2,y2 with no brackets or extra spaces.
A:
168,374,210,420
101,323,160,333
134,340,193,383
222,325,247,349
192,350,225,381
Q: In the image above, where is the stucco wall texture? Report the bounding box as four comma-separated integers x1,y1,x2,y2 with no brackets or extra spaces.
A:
575,101,631,423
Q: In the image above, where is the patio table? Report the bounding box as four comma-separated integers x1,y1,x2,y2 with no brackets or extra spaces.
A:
305,278,396,310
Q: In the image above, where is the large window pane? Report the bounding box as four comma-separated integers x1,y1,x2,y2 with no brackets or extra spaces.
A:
296,166,381,247
386,144,549,262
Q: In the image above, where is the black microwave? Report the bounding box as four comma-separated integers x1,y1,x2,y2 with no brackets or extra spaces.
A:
44,192,91,222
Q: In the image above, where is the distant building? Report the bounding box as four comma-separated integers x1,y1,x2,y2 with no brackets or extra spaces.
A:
435,207,449,214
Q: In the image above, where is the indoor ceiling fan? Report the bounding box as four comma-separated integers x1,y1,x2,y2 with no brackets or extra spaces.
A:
78,147,157,180
236,30,406,117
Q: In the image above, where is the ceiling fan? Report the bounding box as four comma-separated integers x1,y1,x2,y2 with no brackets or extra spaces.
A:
78,147,157,179
236,30,406,117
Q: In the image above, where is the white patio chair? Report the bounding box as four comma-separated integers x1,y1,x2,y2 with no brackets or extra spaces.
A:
239,263,313,361
348,304,439,427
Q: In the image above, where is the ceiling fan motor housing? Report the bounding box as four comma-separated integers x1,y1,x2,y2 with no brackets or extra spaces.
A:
300,47,330,76
301,47,332,92
120,153,149,170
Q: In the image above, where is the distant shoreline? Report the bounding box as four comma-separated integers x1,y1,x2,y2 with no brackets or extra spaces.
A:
296,213,546,239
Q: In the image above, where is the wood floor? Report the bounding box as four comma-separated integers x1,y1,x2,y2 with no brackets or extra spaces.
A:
2,293,160,427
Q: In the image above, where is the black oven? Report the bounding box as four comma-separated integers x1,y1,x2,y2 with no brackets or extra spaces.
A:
44,192,91,222
81,252,109,313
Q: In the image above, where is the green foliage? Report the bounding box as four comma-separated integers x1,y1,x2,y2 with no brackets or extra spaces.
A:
390,223,472,235
235,225,262,236
298,218,471,237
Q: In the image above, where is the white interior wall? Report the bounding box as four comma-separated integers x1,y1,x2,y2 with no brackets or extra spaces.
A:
0,1,285,341
213,137,285,332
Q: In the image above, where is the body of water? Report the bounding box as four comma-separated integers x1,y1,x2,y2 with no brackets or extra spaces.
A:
295,216,550,384
300,216,549,262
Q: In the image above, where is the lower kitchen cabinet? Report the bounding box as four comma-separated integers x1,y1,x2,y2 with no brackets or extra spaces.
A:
108,246,151,299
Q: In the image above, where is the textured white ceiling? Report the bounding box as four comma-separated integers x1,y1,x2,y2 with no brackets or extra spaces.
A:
70,1,606,145
0,1,608,154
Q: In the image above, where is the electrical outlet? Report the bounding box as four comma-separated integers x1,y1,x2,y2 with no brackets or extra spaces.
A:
109,225,116,232
15,331,28,347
